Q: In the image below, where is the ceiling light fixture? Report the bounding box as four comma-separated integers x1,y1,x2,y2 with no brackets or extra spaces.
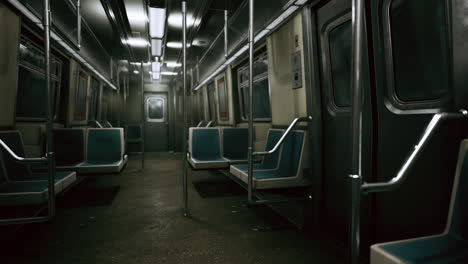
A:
149,8,166,38
166,62,182,67
122,38,150,47
151,39,162,56
161,72,178,76
166,42,190,49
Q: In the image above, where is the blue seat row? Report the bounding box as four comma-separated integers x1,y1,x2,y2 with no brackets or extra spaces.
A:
3,129,127,175
188,127,248,169
371,140,468,264
230,129,310,189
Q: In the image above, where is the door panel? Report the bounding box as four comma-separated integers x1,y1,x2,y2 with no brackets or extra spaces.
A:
370,0,465,243
315,0,374,246
145,93,169,151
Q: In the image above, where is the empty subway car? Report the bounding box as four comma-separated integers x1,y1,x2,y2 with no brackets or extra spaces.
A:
0,0,467,263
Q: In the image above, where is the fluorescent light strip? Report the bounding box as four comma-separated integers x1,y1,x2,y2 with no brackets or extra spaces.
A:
149,8,166,38
152,62,161,72
7,0,117,90
161,72,178,76
151,39,162,56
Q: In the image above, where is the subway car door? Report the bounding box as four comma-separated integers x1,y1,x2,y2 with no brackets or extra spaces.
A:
145,93,169,151
313,0,374,246
369,0,466,244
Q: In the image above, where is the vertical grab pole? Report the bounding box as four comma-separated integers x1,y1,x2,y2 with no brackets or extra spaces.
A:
76,0,81,49
224,10,228,58
247,0,255,204
140,62,145,170
182,0,189,217
349,0,365,263
123,74,127,127
44,0,56,219
117,70,121,127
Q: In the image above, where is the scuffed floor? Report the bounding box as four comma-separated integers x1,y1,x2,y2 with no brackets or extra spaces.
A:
0,153,345,264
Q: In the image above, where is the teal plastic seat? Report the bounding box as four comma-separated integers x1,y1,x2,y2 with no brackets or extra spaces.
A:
371,140,468,264
188,128,228,169
234,130,309,189
0,131,76,192
53,128,86,169
230,129,284,177
78,128,128,174
0,151,74,206
221,128,249,162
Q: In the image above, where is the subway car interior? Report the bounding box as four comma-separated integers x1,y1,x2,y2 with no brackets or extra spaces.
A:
1,0,468,263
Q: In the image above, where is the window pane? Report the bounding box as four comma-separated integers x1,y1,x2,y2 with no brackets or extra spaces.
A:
329,21,352,107
16,68,47,118
207,82,216,120
217,77,229,120
74,72,88,120
148,98,164,120
241,78,272,120
390,0,449,101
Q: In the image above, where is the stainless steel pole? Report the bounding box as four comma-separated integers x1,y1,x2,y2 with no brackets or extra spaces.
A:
76,0,81,49
117,70,121,127
123,74,127,127
247,0,255,204
224,10,228,58
182,0,189,216
44,0,56,221
140,62,145,170
349,0,365,262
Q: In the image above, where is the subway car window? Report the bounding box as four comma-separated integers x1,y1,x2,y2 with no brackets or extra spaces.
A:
389,0,450,102
88,78,100,121
74,71,88,121
147,97,165,121
217,76,229,120
16,38,62,120
329,21,352,108
237,52,271,121
207,81,216,120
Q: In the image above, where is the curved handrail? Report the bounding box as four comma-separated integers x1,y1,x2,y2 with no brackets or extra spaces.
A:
89,120,103,128
0,139,47,164
205,121,214,127
104,121,113,128
362,111,468,194
253,115,312,156
196,121,205,127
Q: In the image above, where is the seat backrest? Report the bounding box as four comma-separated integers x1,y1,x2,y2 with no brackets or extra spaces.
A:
0,151,9,184
53,128,86,166
276,130,305,177
190,128,222,160
222,128,248,160
0,131,29,178
262,129,284,169
126,124,142,140
86,128,124,163
446,139,468,239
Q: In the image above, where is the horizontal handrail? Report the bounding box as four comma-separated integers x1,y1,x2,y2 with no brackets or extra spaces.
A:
0,139,47,164
253,116,312,157
362,110,468,194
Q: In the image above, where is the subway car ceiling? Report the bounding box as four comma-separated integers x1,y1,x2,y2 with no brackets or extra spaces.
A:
2,0,468,264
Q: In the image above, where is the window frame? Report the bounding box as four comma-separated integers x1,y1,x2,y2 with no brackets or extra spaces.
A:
16,37,63,121
382,0,452,113
216,74,229,121
322,13,352,114
74,69,89,121
236,51,272,122
146,96,166,123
